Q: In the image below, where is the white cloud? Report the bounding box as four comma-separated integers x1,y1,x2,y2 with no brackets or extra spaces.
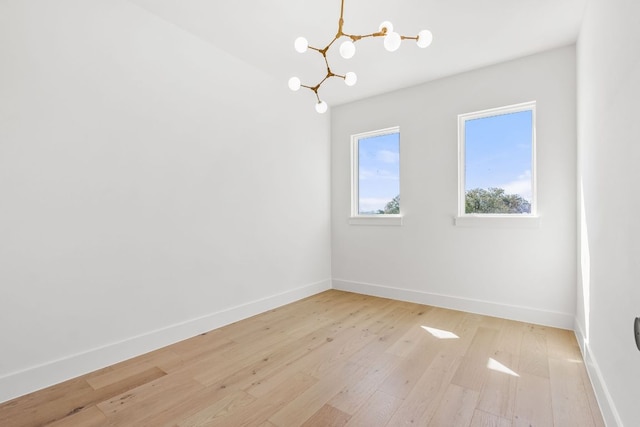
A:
501,170,532,201
376,149,400,164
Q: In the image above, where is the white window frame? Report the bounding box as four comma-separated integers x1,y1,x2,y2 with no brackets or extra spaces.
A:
350,126,402,226
456,101,539,227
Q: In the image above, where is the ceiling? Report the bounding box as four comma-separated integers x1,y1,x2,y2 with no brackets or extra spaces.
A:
130,0,587,108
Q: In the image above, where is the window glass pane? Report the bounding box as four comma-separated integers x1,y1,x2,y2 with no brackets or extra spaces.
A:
358,132,400,215
465,110,532,214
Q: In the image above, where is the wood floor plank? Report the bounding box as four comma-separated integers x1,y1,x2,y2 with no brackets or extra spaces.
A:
361,304,416,336
477,314,506,332
0,290,605,427
433,310,481,360
513,373,553,427
377,345,438,400
175,390,256,427
247,319,378,399
134,381,238,427
0,377,94,426
427,384,479,427
347,306,422,368
98,375,205,426
343,390,402,427
0,366,167,426
87,359,167,390
451,327,499,391
494,318,526,356
549,357,597,427
328,352,401,415
45,405,107,427
468,409,511,427
286,293,385,340
248,314,375,397
196,323,335,392
384,320,432,358
189,335,298,387
268,362,369,426
300,328,377,381
245,334,343,399
386,353,463,425
212,372,317,427
545,327,582,361
518,331,550,378
476,351,519,419
300,404,351,427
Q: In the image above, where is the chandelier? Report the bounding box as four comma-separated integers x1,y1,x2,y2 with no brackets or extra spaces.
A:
288,0,433,113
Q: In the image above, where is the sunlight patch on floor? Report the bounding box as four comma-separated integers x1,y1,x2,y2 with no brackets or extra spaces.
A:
487,358,519,377
421,326,459,339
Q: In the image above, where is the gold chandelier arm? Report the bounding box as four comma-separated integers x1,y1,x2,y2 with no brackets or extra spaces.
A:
343,30,386,41
339,0,347,28
343,31,419,42
300,84,323,103
317,73,334,89
309,33,341,56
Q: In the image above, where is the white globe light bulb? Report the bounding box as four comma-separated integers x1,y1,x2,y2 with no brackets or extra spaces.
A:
315,100,328,114
344,72,357,87
288,77,301,91
294,36,308,53
384,31,402,52
339,40,356,59
378,21,394,33
417,30,433,48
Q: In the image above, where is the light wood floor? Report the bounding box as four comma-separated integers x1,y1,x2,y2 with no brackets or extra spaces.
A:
0,290,604,426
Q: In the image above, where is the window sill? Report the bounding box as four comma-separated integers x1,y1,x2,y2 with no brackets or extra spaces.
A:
349,215,403,226
454,215,540,228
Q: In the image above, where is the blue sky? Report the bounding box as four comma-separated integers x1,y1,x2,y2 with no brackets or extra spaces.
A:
465,110,533,201
358,132,400,213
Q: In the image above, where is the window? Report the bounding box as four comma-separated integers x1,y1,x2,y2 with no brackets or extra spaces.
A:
458,102,537,220
350,127,402,225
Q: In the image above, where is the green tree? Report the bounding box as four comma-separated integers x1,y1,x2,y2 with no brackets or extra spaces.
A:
465,188,530,214
377,195,400,214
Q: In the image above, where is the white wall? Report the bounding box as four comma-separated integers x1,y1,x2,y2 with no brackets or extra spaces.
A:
0,0,331,402
332,46,577,329
576,0,640,425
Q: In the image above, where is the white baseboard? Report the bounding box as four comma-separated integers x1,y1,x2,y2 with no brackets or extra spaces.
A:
574,320,623,427
331,278,575,329
0,279,331,404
